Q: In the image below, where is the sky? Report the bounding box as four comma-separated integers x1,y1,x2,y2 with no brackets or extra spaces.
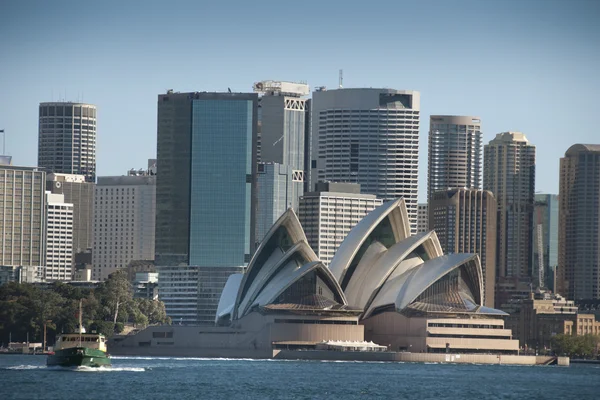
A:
1,0,599,202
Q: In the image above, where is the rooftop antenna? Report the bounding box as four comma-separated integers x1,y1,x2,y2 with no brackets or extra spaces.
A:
339,69,343,89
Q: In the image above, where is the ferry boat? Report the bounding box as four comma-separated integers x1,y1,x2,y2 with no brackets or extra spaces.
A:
46,301,111,368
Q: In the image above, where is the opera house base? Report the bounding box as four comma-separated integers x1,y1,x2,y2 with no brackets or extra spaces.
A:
108,325,568,366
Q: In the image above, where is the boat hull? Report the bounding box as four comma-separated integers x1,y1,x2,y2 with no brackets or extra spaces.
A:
47,347,111,368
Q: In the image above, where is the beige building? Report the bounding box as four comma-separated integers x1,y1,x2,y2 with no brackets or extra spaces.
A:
46,173,94,255
429,188,497,308
298,182,382,267
558,144,600,300
513,293,600,351
0,161,46,276
427,115,482,202
484,132,535,307
92,167,156,280
44,192,74,281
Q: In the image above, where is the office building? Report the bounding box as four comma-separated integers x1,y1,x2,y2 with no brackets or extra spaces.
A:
38,102,97,182
0,161,46,275
156,91,258,324
298,182,382,267
558,144,600,300
256,162,303,243
44,192,73,281
93,166,156,281
310,88,420,232
254,81,309,244
254,81,309,172
533,194,559,291
483,132,535,306
427,116,482,201
429,188,497,307
47,173,94,255
417,203,428,233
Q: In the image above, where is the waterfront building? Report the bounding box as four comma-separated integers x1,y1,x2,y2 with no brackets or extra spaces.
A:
46,173,94,255
533,194,559,291
428,188,497,308
309,88,420,233
0,161,46,276
416,203,428,233
483,132,535,307
329,199,518,353
298,182,382,267
155,91,258,324
427,116,482,202
558,144,600,300
38,102,97,182
92,165,156,281
44,192,73,281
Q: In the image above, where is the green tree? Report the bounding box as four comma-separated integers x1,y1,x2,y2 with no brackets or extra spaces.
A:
96,270,133,327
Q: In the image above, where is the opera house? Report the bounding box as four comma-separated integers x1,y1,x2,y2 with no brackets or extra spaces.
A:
110,199,519,356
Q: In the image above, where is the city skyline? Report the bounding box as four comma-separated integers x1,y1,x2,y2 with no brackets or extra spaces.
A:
1,0,599,202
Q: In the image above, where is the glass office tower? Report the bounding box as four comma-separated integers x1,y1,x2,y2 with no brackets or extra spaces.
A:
189,98,254,266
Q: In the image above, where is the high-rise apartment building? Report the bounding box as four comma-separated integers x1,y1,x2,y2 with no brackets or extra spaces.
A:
44,192,73,281
298,182,382,266
559,144,600,300
254,81,309,245
92,167,156,281
38,102,97,182
46,173,94,255
310,88,420,233
533,194,559,291
417,203,428,233
427,115,482,201
429,188,497,307
156,91,257,324
483,132,535,305
0,161,46,281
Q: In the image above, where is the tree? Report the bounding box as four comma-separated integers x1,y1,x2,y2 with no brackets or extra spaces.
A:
97,270,133,328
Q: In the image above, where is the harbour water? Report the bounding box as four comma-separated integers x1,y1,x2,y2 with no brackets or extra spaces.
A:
1,354,599,399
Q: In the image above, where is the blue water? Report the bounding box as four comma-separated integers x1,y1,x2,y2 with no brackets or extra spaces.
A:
1,355,599,399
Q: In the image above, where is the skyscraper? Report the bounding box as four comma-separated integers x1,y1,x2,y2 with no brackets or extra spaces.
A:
429,188,497,307
427,115,482,201
93,168,156,281
44,192,73,281
38,102,97,182
310,88,420,232
46,173,94,255
558,144,600,300
254,81,309,245
0,160,46,281
155,91,257,324
533,194,559,291
483,132,535,306
298,182,382,267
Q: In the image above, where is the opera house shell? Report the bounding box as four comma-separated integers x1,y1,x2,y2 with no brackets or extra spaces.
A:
215,199,519,354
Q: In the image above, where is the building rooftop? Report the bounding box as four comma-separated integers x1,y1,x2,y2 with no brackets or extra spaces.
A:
565,144,600,156
489,131,530,144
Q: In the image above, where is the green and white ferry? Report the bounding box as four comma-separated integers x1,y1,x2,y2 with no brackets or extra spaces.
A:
47,302,111,368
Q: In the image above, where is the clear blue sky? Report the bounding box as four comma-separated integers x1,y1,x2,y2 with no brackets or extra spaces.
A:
1,0,598,201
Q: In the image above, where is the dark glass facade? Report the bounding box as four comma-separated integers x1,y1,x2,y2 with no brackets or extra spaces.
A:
155,92,257,267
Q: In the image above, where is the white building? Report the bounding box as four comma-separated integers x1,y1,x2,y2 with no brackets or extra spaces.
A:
309,88,420,233
45,192,74,281
417,203,428,234
298,183,382,267
92,167,156,281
